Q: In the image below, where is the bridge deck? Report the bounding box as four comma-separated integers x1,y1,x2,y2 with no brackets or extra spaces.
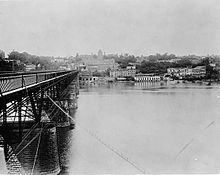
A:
0,70,78,105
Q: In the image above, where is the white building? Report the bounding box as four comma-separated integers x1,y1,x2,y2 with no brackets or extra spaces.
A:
25,64,36,71
134,74,161,82
167,66,206,77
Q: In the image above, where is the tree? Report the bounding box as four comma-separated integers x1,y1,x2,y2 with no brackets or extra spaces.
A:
206,65,219,80
0,50,5,61
176,59,193,67
8,51,27,62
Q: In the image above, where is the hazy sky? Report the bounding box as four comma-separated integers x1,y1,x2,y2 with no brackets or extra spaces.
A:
0,0,220,57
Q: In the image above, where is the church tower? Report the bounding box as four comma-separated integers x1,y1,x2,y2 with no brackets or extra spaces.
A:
98,49,103,59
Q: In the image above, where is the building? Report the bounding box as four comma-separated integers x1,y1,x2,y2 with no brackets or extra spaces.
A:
110,65,136,78
51,57,68,63
134,73,161,82
167,67,193,77
86,59,117,72
192,66,206,77
73,50,117,72
167,66,206,78
25,64,36,71
158,58,181,63
98,50,103,59
59,64,71,71
214,60,220,72
79,71,98,84
167,68,189,76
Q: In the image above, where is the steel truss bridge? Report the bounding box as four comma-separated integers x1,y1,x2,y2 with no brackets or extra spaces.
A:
0,70,148,174
0,70,79,143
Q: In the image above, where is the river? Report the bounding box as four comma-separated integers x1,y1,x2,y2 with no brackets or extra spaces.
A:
3,81,220,174
60,81,220,174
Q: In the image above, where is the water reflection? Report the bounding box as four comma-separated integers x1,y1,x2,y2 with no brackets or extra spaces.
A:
57,127,74,175
10,126,60,175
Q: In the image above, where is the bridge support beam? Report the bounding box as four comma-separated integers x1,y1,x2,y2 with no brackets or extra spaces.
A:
18,97,22,141
0,70,79,143
29,92,38,123
56,83,60,99
3,102,7,127
37,90,44,123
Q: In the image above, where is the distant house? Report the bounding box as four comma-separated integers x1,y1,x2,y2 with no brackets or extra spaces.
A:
79,71,98,84
214,60,220,72
53,58,67,63
134,73,161,82
167,66,206,78
110,65,136,78
25,64,36,71
74,50,118,72
192,66,206,77
59,65,71,71
158,58,181,63
86,59,117,72
167,68,189,77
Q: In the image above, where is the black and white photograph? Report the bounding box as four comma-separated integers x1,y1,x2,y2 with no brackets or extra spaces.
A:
1,0,220,174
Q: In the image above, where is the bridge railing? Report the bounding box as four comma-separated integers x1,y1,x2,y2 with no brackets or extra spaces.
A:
0,70,72,94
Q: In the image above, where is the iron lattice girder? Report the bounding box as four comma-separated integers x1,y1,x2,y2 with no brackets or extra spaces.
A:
0,71,78,109
0,70,78,143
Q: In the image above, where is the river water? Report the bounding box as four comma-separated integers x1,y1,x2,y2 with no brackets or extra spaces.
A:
3,81,220,174
61,81,220,174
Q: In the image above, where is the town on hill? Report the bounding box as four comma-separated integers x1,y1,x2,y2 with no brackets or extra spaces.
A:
0,49,219,83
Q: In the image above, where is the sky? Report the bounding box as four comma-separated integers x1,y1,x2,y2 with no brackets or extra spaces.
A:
0,0,220,57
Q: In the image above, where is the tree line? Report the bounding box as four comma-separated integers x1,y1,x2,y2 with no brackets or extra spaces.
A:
104,53,220,80
0,50,59,71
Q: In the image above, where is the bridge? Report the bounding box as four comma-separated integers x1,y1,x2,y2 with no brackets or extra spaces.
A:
0,70,79,142
0,70,147,174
